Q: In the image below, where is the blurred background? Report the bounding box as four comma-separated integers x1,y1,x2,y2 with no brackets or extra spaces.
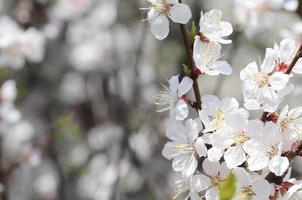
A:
0,0,301,199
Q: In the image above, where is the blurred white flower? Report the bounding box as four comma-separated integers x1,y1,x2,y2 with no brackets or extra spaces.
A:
87,123,123,151
129,127,158,162
50,0,92,21
0,16,46,69
60,72,86,104
78,155,118,200
280,22,302,42
0,80,21,124
2,121,34,161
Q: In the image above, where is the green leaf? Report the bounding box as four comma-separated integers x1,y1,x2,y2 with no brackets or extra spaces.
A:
219,174,236,200
188,21,196,40
182,64,192,76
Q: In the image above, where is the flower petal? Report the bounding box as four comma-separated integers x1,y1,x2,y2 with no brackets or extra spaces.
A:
149,15,169,40
169,3,192,24
177,76,193,97
269,156,289,176
175,99,189,120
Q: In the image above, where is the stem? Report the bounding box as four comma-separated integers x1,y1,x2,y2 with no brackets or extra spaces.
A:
285,43,302,75
261,43,302,122
179,23,202,110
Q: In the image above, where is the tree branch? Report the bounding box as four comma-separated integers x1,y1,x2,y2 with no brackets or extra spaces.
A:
179,23,202,110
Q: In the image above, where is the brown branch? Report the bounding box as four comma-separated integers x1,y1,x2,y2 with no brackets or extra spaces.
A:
179,23,202,110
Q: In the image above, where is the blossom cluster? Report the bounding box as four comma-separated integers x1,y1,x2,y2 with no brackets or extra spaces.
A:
144,0,302,199
0,16,45,69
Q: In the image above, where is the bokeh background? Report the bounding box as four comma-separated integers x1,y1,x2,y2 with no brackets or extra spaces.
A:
0,0,301,199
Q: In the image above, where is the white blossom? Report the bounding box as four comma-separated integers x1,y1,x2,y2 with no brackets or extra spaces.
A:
233,167,272,200
240,59,292,112
277,105,302,151
199,95,241,132
196,159,230,200
193,39,232,76
154,75,193,120
162,119,207,177
198,9,233,44
145,0,192,40
242,121,289,176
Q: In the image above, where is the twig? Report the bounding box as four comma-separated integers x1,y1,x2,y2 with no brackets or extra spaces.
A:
179,22,202,110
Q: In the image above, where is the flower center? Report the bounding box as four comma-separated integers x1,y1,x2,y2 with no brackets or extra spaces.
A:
277,62,288,72
266,144,278,158
213,109,224,130
172,143,195,155
153,88,178,112
234,132,250,145
239,186,255,200
252,72,269,88
211,175,222,187
280,117,301,137
152,1,173,16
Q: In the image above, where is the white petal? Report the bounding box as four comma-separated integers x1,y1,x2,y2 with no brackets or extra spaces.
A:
149,15,169,40
169,75,180,94
211,61,232,75
195,137,207,157
268,72,289,91
169,3,192,24
165,121,187,142
279,39,296,63
240,62,259,81
205,187,219,200
185,119,199,142
221,97,239,113
252,179,271,199
247,156,269,171
201,95,220,117
175,99,189,120
177,76,193,97
207,147,224,162
219,21,233,37
209,131,233,149
219,162,230,178
269,156,289,176
232,167,251,187
242,139,266,156
288,106,302,118
182,155,198,177
196,174,212,191
293,58,302,74
261,48,277,73
202,158,220,176
224,146,247,169
162,142,177,159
